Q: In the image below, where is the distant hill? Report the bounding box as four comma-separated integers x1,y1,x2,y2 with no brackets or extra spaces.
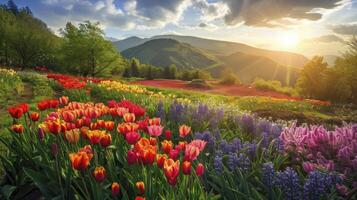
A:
208,52,300,85
115,35,308,68
122,39,217,70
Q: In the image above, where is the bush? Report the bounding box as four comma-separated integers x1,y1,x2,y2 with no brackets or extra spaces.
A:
187,79,212,89
220,74,240,85
253,78,298,96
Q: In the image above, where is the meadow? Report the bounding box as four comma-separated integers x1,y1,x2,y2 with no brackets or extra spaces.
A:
0,68,356,200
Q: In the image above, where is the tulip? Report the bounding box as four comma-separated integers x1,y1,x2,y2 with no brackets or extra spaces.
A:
135,197,145,200
184,144,200,161
50,99,59,109
18,103,29,113
117,123,139,135
11,124,24,134
38,128,45,140
156,154,167,168
80,127,89,139
134,138,150,152
179,125,191,138
111,182,120,196
65,122,76,131
37,100,49,111
97,120,106,128
100,134,112,148
164,130,171,140
8,107,23,119
30,112,40,121
176,141,187,152
136,181,145,194
87,130,105,144
196,163,204,176
137,118,149,132
126,149,138,165
62,111,76,122
105,121,115,131
90,122,99,130
64,129,80,143
149,117,161,125
69,146,93,170
93,166,106,182
149,137,157,146
123,113,135,123
169,149,179,160
125,131,141,145
189,139,207,151
164,159,180,186
147,125,163,137
303,162,314,173
47,121,62,135
138,145,157,165
161,140,173,154
182,161,191,175
59,96,69,105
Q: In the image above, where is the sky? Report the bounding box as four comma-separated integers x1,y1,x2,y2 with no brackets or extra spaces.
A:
2,0,357,57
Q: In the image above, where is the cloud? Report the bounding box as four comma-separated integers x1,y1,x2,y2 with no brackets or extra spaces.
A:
306,35,345,43
330,23,357,35
222,0,348,27
192,0,228,22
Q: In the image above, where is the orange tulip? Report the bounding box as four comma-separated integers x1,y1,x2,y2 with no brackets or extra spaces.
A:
93,166,106,182
149,137,157,146
11,124,24,134
30,112,40,121
105,121,115,131
161,140,173,154
87,130,105,144
62,111,76,122
59,96,69,105
117,123,139,135
182,161,191,175
149,117,161,125
134,138,150,152
47,120,63,135
123,113,135,123
80,126,89,139
138,145,157,165
100,134,112,148
111,182,120,196
97,120,106,128
64,129,80,143
179,125,191,138
69,146,93,170
156,154,167,168
163,159,180,185
136,181,145,194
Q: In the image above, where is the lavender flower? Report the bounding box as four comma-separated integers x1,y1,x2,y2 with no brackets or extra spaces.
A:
276,167,301,200
262,162,275,189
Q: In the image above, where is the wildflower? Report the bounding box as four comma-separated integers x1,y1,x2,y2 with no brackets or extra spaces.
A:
126,149,138,165
100,134,112,148
64,129,80,143
161,140,173,154
123,113,135,123
125,131,141,145
93,166,106,182
11,124,24,134
147,125,164,137
30,112,40,121
111,182,120,196
182,161,191,175
179,125,191,137
156,154,167,168
196,163,204,176
164,159,180,185
8,106,23,119
136,181,145,194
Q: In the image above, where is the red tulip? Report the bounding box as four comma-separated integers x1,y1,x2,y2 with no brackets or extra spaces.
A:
156,154,167,168
182,161,191,175
30,112,40,121
8,107,23,119
111,182,120,196
126,149,138,165
138,145,157,165
62,111,76,122
184,144,200,161
169,149,179,160
87,130,105,144
50,99,59,109
164,129,171,140
100,134,112,148
125,131,141,145
97,120,105,128
149,137,157,146
93,166,106,182
69,145,93,170
164,159,180,186
123,113,135,123
136,181,145,194
135,196,145,200
11,124,24,134
59,96,69,105
179,125,191,138
37,100,49,111
18,103,29,113
47,121,62,134
196,163,204,176
105,121,115,131
161,140,173,154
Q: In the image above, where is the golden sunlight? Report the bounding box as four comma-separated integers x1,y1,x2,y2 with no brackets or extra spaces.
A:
281,33,300,48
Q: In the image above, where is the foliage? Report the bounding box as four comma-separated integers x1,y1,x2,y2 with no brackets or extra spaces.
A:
253,78,298,97
17,71,53,101
0,68,24,106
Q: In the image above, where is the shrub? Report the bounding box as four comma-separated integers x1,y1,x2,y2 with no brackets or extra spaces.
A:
220,74,240,85
187,79,212,89
253,78,298,96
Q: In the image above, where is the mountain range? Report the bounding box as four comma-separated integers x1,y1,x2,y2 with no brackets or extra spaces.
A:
113,35,309,85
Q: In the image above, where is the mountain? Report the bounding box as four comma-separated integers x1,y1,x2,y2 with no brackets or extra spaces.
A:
122,39,217,70
115,35,308,68
208,52,300,85
105,37,120,42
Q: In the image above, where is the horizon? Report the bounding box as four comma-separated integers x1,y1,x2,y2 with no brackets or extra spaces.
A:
2,0,357,57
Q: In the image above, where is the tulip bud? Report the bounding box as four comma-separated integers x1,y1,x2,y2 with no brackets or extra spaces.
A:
111,182,120,196
93,166,106,182
196,163,204,176
182,161,191,175
51,143,58,157
30,112,40,121
156,154,166,169
38,128,45,140
136,181,145,194
164,129,171,140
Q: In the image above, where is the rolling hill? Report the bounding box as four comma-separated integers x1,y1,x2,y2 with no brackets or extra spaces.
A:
122,39,217,70
114,35,308,68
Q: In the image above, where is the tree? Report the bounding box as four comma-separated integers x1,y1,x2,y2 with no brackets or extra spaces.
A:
60,21,120,76
146,65,153,80
6,0,18,15
130,59,140,77
296,56,328,99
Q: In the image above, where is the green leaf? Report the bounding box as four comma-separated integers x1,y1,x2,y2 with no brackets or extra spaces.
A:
0,185,16,200
23,168,57,198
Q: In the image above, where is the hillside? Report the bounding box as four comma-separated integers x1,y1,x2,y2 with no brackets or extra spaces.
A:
208,52,300,85
121,39,217,69
115,35,308,68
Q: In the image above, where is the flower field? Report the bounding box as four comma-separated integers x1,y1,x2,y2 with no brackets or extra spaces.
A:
0,70,357,200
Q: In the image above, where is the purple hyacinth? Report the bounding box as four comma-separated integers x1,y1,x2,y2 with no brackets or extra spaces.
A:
257,119,272,135
303,171,336,200
243,141,257,159
239,114,255,134
220,139,242,154
213,155,224,173
209,108,224,128
227,153,251,172
227,153,239,171
168,100,184,123
262,162,275,189
156,101,165,120
276,167,301,200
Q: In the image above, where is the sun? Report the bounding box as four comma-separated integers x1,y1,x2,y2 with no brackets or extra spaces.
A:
281,33,300,48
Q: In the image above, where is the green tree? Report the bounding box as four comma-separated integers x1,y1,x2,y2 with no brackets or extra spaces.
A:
146,65,153,80
60,21,120,76
6,0,18,15
296,56,328,99
130,58,140,77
